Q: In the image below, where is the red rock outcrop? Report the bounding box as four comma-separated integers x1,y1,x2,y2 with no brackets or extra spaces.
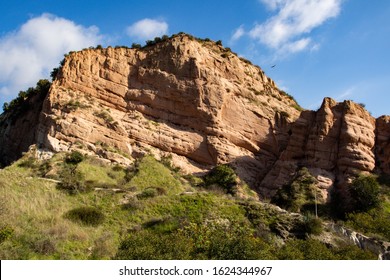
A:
260,97,377,198
1,34,389,198
36,34,300,183
376,116,390,174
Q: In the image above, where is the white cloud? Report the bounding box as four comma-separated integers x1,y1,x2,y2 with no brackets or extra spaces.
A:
250,0,342,54
0,13,103,98
278,37,312,54
126,18,168,41
259,0,286,10
230,25,245,42
334,86,355,101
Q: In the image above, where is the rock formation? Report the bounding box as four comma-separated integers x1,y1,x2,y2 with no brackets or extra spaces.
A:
35,34,301,185
376,116,390,174
0,33,389,199
260,97,377,198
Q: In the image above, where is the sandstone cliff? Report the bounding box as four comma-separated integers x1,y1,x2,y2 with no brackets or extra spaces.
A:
261,98,377,198
36,34,301,186
0,33,389,199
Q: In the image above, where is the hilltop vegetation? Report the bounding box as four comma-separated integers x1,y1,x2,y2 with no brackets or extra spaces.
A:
0,148,382,260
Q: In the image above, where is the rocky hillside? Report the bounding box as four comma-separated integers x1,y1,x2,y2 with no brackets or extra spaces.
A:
1,33,389,200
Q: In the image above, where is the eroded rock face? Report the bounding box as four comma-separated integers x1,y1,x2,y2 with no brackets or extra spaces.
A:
1,34,389,197
0,91,48,166
260,98,377,198
376,116,390,174
36,34,300,185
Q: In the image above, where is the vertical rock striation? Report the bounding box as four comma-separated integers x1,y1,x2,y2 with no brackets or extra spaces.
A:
260,98,377,198
0,34,389,197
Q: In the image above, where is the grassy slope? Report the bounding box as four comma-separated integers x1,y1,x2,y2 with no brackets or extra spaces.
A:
0,154,243,259
0,152,380,260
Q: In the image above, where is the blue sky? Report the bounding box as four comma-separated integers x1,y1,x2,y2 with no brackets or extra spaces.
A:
1,0,389,116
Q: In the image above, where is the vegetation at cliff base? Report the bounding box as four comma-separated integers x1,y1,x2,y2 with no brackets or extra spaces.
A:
0,149,380,260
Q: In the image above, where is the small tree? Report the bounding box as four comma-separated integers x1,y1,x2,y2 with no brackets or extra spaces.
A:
50,67,60,81
2,102,9,112
203,165,237,195
349,175,380,212
65,150,84,165
131,43,142,49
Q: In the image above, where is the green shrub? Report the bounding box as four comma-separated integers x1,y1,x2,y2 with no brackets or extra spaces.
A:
278,238,376,260
50,59,64,80
137,188,158,199
122,197,143,211
2,79,51,113
183,174,204,187
17,157,37,169
131,43,142,49
302,215,323,236
205,225,273,260
346,208,390,240
278,239,336,260
64,100,87,112
57,165,88,194
154,37,162,43
333,244,376,260
179,221,274,260
0,226,14,244
143,217,179,234
116,222,274,260
203,165,237,195
32,238,56,255
65,151,84,165
94,110,114,125
145,40,155,47
272,168,319,213
2,102,9,112
349,175,381,212
115,230,192,260
65,206,105,226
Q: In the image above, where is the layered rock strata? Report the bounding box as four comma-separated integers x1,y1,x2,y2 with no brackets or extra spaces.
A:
0,34,389,198
260,98,377,198
36,34,300,184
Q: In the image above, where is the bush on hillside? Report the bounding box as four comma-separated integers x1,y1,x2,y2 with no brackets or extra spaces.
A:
349,175,381,213
65,206,105,226
203,165,237,195
65,151,84,165
57,165,88,194
302,214,323,236
272,168,319,213
277,238,376,260
0,226,14,244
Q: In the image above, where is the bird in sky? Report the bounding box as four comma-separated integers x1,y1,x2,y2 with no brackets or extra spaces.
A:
271,65,276,68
